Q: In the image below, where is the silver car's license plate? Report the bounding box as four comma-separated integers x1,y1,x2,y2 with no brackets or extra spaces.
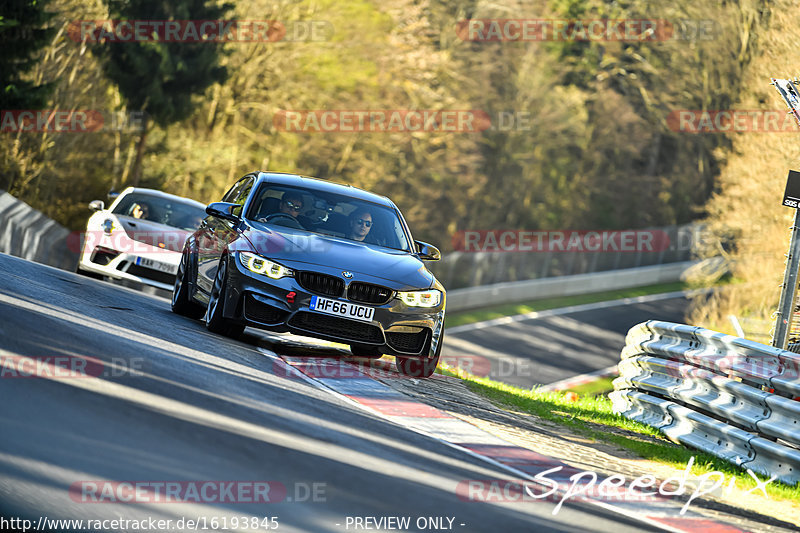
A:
135,256,175,274
309,296,375,323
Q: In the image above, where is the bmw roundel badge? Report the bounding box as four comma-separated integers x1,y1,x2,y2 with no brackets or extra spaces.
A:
342,271,353,278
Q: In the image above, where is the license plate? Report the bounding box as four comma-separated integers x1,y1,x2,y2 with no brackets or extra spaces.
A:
135,256,175,274
309,296,375,323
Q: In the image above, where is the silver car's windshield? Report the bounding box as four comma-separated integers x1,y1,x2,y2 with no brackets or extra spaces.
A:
246,184,412,252
112,193,205,231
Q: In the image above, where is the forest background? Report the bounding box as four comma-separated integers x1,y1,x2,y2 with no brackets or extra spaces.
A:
2,0,795,332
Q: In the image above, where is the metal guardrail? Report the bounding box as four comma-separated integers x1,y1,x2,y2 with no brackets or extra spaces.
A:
446,261,699,312
611,320,800,485
431,223,703,289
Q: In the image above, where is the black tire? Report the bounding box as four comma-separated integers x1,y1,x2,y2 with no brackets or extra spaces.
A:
171,249,205,319
349,344,383,358
205,256,245,338
395,332,443,378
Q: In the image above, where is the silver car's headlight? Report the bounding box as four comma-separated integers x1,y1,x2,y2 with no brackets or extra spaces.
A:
397,289,442,308
239,252,294,279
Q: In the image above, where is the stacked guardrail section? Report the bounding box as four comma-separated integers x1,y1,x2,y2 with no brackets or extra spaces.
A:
611,321,800,485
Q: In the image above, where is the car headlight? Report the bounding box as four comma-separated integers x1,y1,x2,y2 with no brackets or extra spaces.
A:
397,289,442,308
239,252,294,279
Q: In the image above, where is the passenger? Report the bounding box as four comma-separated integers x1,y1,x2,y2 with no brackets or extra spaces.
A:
348,208,373,242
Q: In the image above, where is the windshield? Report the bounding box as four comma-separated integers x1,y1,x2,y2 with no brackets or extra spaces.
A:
112,193,206,231
245,184,412,252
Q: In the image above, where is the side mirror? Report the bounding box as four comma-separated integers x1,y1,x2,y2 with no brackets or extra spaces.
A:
206,202,241,223
89,200,104,211
415,240,441,261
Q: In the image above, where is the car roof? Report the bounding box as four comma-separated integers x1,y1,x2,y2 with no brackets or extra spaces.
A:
255,172,395,208
118,187,206,208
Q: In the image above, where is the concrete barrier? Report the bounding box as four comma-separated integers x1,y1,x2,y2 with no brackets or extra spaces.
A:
0,190,78,271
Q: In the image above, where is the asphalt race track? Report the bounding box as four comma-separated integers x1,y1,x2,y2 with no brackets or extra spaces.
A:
0,253,666,532
443,294,690,388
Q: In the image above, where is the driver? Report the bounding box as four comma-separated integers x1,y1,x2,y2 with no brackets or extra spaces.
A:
258,191,306,228
347,208,373,242
278,192,304,219
131,202,150,220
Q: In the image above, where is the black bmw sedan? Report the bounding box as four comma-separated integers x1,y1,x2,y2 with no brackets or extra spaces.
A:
171,171,446,377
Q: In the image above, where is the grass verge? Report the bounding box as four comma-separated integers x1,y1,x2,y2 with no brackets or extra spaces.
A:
564,376,616,396
437,365,800,503
444,281,689,328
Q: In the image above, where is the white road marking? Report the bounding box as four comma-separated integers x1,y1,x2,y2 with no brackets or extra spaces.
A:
446,289,708,335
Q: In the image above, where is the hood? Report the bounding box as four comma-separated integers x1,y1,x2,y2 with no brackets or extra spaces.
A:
118,217,191,252
241,226,434,290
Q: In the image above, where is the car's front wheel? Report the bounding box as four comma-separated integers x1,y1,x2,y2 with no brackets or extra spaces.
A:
206,256,245,338
171,249,205,319
395,332,442,378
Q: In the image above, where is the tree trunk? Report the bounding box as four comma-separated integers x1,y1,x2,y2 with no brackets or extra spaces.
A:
131,117,150,187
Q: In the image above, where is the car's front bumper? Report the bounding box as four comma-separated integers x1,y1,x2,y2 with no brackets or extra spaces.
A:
78,234,180,291
222,255,445,359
